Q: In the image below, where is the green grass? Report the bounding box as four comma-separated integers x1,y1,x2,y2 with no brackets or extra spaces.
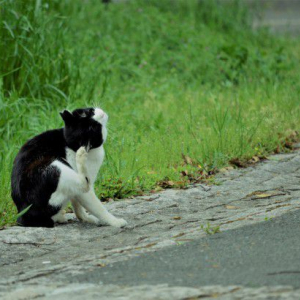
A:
1,0,300,227
201,222,221,235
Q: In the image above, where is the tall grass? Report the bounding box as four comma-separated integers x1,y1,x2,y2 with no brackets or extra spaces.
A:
1,0,300,226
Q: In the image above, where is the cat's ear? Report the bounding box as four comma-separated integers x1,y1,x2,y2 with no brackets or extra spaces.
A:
60,110,74,124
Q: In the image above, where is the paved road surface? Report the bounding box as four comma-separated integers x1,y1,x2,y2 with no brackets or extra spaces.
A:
73,209,300,288
252,0,300,35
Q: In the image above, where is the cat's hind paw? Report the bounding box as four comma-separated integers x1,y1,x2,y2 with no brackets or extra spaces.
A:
76,146,88,170
76,146,90,193
109,218,128,228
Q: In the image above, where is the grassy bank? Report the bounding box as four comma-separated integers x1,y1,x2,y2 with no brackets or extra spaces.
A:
1,0,300,227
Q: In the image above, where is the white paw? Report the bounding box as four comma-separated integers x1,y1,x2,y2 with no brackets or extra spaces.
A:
52,212,75,224
76,147,90,193
54,216,68,224
76,146,88,167
110,218,128,228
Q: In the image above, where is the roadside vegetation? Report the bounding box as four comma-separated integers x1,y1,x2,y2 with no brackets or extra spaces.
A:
1,0,300,227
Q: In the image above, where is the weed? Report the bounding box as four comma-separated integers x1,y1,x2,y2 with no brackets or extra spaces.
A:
201,222,221,235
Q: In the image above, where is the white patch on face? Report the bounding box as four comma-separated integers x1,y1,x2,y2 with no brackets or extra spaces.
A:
92,107,108,142
93,108,108,125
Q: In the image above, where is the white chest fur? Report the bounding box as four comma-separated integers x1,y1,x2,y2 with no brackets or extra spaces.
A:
65,146,105,184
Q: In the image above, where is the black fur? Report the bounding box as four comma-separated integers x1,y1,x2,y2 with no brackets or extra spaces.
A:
11,108,103,227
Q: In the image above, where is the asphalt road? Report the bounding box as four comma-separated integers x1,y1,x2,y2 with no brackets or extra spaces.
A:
72,209,300,288
252,0,300,35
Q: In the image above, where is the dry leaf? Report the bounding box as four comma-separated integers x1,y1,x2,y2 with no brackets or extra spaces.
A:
182,153,193,165
251,156,260,163
173,216,181,220
173,233,185,238
158,180,175,188
225,205,239,209
247,191,282,200
219,166,234,173
144,243,157,248
226,217,246,224
96,263,106,267
255,193,272,199
267,204,291,211
274,145,280,154
175,238,193,242
286,129,299,141
181,170,189,176
229,158,248,168
284,140,293,149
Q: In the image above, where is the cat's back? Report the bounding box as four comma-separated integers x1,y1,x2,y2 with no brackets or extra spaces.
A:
12,128,66,183
14,128,66,164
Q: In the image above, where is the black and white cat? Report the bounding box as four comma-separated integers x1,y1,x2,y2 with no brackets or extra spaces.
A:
11,107,127,228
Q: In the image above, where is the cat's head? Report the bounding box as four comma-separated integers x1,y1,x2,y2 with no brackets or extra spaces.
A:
60,107,108,151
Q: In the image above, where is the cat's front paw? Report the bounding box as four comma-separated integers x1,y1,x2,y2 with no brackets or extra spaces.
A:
110,218,128,228
52,211,76,223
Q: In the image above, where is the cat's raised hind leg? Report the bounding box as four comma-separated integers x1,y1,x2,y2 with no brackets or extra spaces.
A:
49,148,91,217
75,146,90,193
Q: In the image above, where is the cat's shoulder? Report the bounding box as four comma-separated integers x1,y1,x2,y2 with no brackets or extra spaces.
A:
25,128,65,147
15,128,66,163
